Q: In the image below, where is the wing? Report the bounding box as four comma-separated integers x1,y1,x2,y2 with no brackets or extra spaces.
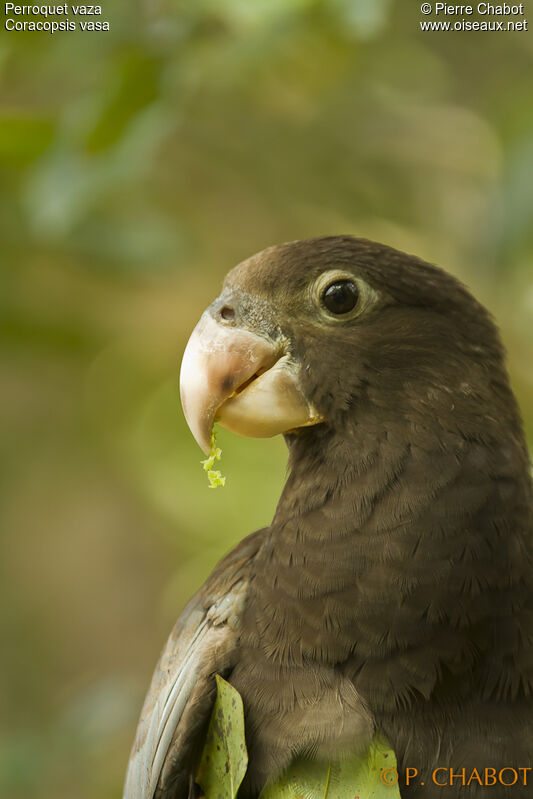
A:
124,529,266,799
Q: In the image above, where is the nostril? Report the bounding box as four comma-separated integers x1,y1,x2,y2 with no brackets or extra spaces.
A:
220,305,235,322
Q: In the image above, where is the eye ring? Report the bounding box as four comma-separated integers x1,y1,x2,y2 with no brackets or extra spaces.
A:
312,270,380,323
322,280,359,315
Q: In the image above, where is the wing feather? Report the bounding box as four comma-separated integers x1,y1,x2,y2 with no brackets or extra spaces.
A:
124,529,266,799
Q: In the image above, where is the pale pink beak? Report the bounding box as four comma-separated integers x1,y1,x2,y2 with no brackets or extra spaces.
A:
179,313,323,453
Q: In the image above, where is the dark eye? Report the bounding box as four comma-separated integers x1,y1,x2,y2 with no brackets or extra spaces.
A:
322,280,359,315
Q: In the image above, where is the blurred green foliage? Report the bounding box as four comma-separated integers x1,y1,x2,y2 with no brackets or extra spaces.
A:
0,2,532,798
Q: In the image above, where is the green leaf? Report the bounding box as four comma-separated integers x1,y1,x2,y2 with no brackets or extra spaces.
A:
196,675,248,799
197,676,400,799
259,735,402,799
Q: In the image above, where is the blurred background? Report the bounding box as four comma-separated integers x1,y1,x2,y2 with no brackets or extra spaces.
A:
1,1,532,797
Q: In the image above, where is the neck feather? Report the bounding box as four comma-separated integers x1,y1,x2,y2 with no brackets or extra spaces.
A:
260,416,533,708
